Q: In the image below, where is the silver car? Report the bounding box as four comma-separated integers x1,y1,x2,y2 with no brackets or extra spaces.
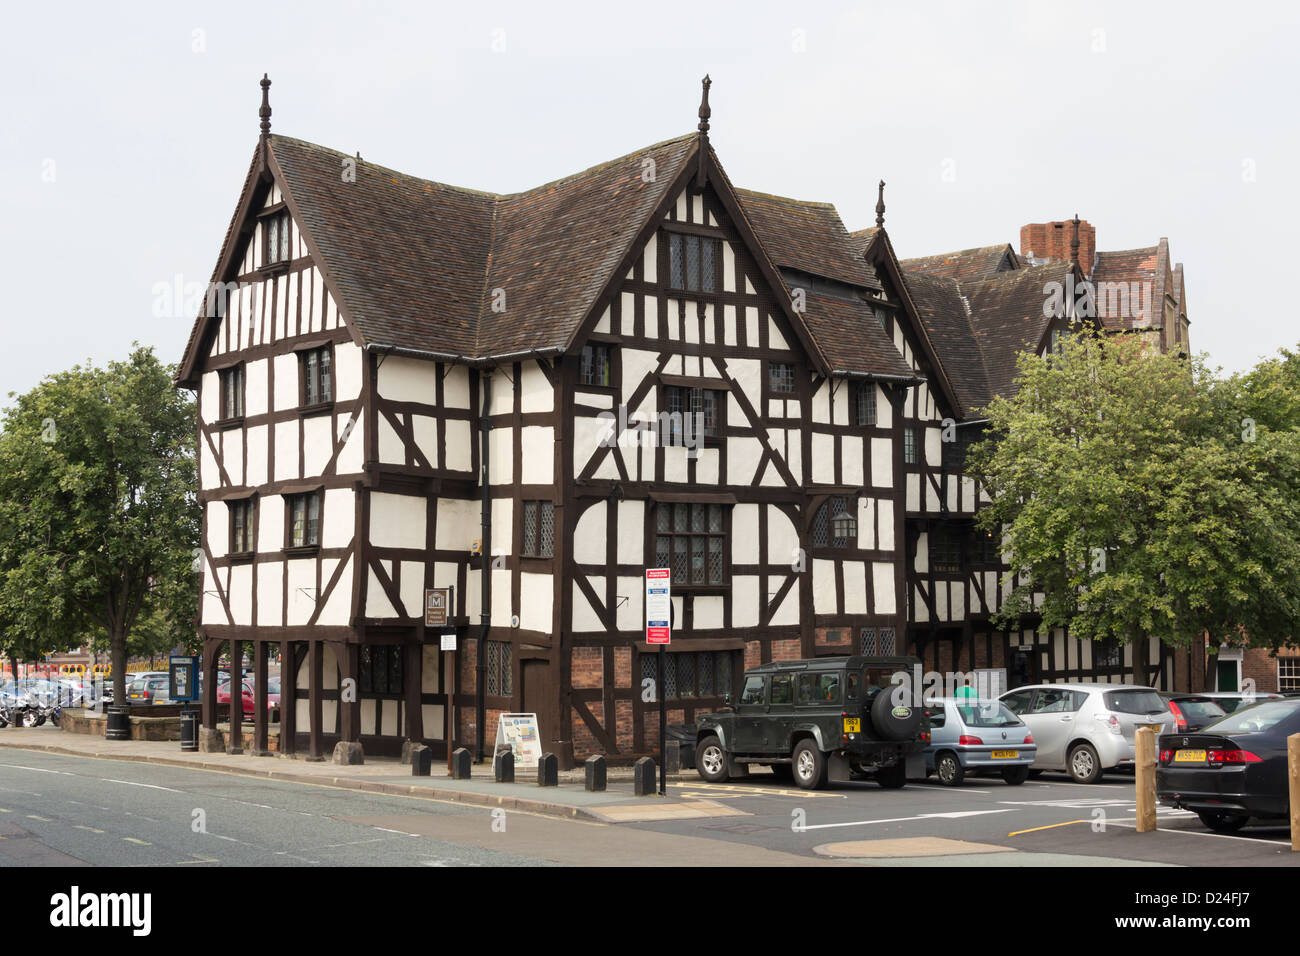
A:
923,698,1037,786
999,683,1175,783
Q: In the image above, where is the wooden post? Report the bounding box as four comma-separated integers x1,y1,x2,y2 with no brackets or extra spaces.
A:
1135,725,1158,833
253,639,268,755
1289,733,1299,852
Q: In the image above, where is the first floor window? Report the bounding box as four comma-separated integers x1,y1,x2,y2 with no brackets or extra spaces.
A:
903,426,918,465
854,381,877,427
970,526,1001,565
301,346,332,405
287,491,321,548
654,502,727,586
640,650,734,700
812,496,855,549
485,640,513,697
522,500,555,558
229,498,254,554
1096,637,1122,668
579,343,613,387
219,365,244,420
359,645,402,695
929,526,962,573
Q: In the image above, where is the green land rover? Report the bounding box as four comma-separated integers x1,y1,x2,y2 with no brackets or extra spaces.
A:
694,655,931,790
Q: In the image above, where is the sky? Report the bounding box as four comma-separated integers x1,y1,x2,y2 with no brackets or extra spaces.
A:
2,0,1297,400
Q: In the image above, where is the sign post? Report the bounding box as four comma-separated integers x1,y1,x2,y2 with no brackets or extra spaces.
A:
645,568,671,796
425,586,455,773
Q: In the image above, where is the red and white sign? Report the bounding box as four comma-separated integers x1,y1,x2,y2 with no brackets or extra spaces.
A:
645,568,672,645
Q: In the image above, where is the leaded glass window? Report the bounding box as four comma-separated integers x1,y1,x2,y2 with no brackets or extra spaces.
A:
654,503,727,587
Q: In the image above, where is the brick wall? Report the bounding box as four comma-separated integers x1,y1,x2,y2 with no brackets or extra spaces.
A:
572,646,603,689
745,641,762,671
771,639,801,662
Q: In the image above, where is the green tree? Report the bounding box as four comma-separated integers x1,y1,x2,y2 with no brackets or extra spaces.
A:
0,347,199,707
967,333,1300,668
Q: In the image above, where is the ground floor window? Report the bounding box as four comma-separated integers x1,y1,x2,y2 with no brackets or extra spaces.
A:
486,640,513,697
860,626,896,656
1279,657,1300,693
640,649,735,701
359,645,402,695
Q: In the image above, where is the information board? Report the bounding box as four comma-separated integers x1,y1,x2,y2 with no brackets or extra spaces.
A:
645,568,671,645
494,713,543,770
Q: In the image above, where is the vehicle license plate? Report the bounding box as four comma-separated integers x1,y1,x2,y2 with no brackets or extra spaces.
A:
991,750,1018,759
843,718,860,733
1174,750,1206,763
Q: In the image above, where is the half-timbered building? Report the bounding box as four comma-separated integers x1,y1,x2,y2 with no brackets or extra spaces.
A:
180,78,1200,767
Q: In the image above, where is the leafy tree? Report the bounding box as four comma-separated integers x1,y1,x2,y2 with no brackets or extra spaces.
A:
0,347,199,707
967,333,1300,668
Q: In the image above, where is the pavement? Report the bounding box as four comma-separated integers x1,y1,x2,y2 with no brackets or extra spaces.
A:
0,724,712,824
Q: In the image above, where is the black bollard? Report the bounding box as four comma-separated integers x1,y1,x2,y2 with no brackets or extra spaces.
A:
494,749,515,783
633,756,657,796
410,744,432,776
584,754,607,792
451,747,472,779
537,752,558,787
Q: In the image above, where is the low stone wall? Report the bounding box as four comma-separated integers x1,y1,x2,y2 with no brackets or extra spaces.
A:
56,708,183,742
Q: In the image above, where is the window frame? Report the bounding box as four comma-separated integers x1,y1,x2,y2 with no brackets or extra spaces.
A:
578,341,616,389
520,499,556,559
903,425,918,465
768,361,796,395
265,209,292,267
218,363,245,424
284,490,323,552
643,649,738,702
853,381,877,428
1279,658,1300,693
358,645,403,697
660,383,725,447
665,229,720,295
928,525,963,574
228,496,256,558
485,640,514,698
298,344,334,410
811,495,857,550
651,501,730,591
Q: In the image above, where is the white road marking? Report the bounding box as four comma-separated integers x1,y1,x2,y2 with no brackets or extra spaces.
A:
905,784,992,794
1107,819,1290,844
800,808,1016,831
100,778,182,793
0,763,74,775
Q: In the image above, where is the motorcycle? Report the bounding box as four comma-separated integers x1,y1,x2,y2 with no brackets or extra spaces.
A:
14,692,47,728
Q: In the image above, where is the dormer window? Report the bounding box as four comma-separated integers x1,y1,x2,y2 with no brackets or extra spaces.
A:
266,210,291,265
579,343,613,387
667,232,717,293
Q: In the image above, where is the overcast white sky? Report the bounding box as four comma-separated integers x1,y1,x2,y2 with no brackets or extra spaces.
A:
2,0,1296,400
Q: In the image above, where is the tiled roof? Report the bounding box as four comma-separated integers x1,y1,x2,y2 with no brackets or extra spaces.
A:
271,133,698,360
1089,244,1164,330
961,261,1071,400
736,189,883,291
797,291,916,380
900,270,991,413
900,245,1021,282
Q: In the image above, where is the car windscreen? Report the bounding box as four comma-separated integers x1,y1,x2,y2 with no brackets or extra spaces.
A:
1103,690,1167,715
1203,700,1300,734
957,701,1022,728
1172,698,1225,722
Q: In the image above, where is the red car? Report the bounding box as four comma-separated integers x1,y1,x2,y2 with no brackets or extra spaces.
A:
217,678,281,717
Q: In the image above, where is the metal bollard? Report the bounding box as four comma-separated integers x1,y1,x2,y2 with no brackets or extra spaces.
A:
585,754,607,792
537,752,558,787
495,749,515,783
633,756,656,796
450,747,472,779
410,744,431,776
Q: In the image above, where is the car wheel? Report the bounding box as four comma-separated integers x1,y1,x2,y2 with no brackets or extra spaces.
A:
1067,743,1101,784
875,760,907,789
936,752,965,786
1002,765,1031,786
792,740,827,790
695,735,729,783
1197,811,1249,833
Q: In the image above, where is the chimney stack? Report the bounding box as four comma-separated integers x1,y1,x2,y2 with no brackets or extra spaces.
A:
1021,218,1095,272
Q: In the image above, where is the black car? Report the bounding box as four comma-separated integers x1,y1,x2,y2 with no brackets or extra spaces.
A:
1162,694,1228,733
1156,697,1300,832
695,655,931,790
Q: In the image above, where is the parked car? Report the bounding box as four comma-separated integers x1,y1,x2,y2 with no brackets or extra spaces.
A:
1162,694,1227,733
923,698,1037,786
999,683,1175,783
1157,697,1300,832
125,672,172,705
1191,692,1283,714
695,655,932,790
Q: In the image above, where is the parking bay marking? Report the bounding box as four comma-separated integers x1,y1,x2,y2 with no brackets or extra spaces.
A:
670,783,842,799
800,809,1016,831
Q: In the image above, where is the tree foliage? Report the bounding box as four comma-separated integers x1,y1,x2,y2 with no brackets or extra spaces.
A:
0,347,199,703
967,333,1300,653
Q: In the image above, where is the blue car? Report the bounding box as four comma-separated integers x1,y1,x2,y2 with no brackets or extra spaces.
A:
922,698,1038,786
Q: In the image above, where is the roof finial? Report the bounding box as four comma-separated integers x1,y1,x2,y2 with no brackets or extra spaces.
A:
875,180,887,228
259,74,272,141
697,74,712,136
1070,213,1080,267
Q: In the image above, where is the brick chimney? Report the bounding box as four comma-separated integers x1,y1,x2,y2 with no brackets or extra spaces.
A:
1021,219,1096,271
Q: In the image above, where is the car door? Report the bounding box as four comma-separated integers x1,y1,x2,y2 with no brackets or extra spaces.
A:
764,674,796,755
1024,687,1081,768
732,675,768,753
